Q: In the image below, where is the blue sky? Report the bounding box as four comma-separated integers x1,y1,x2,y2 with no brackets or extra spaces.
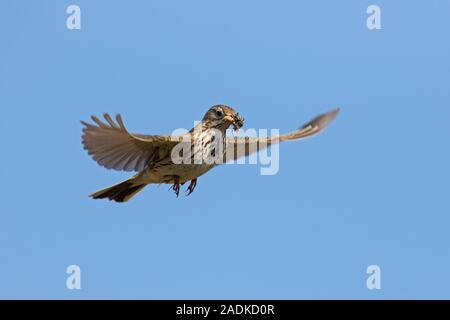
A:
1,1,449,299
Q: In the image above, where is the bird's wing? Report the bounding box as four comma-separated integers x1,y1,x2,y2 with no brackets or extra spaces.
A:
224,108,340,161
81,113,181,172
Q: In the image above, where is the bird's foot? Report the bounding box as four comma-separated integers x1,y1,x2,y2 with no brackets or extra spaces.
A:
169,176,181,197
186,178,197,196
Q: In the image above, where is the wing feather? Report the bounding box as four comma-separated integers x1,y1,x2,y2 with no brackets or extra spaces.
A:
224,108,339,161
81,113,177,172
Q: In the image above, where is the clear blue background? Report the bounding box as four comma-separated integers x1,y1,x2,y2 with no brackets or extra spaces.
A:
1,0,449,299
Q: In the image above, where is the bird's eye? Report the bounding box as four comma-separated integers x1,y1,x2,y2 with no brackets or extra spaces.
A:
215,109,223,117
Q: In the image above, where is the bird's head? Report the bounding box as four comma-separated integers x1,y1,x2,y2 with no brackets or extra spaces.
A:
202,104,244,131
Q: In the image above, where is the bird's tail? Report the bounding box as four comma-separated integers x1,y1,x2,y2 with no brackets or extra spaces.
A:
90,178,147,202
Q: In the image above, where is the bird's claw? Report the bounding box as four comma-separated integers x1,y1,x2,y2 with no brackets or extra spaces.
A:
169,176,181,197
186,179,197,196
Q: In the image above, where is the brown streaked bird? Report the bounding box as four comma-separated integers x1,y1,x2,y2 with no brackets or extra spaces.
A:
81,105,339,202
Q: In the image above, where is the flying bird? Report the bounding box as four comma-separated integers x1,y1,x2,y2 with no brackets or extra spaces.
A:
81,105,339,202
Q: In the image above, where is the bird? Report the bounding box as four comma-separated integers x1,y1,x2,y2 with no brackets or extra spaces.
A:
81,105,339,202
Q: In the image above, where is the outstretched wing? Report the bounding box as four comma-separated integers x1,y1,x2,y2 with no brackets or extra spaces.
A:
224,108,340,161
81,114,180,172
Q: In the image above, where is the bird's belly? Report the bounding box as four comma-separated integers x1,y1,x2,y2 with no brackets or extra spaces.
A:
141,163,215,184
173,164,214,182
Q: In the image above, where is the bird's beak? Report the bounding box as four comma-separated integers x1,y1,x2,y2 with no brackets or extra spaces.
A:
224,113,244,130
232,113,244,130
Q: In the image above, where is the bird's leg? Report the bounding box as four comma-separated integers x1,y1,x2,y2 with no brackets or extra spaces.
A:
186,178,197,196
170,176,181,197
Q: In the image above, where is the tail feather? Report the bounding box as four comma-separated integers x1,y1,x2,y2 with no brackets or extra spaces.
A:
90,178,146,202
